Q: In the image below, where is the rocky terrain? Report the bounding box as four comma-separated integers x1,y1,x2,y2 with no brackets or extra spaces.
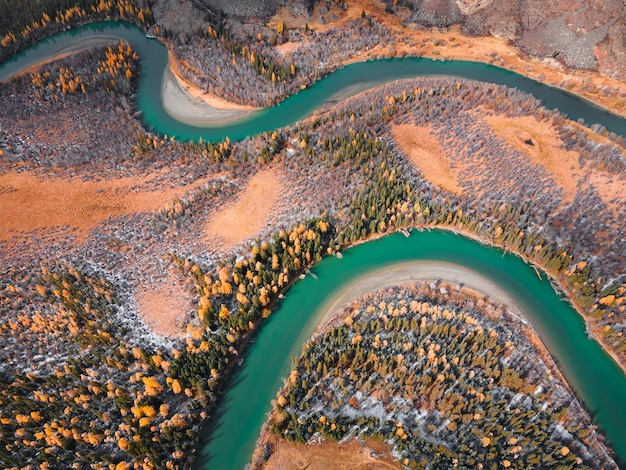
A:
159,0,626,80
380,0,626,79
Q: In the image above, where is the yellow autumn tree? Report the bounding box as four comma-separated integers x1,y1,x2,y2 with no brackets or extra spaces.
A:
219,304,230,320
170,379,182,394
118,437,129,451
142,376,163,397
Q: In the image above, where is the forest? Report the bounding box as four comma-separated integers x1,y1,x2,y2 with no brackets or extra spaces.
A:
261,283,612,468
0,0,153,63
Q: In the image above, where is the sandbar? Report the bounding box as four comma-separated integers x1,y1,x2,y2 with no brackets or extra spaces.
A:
161,66,259,125
318,261,527,328
1,36,120,81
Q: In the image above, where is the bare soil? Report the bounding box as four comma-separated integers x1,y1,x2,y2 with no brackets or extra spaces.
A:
260,435,401,470
134,263,192,337
204,168,284,249
160,0,626,126
270,3,350,34
392,123,462,195
255,270,590,469
0,169,209,241
165,54,260,112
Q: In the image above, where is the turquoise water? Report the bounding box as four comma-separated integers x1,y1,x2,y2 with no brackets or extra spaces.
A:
1,22,625,141
2,22,625,468
195,231,626,469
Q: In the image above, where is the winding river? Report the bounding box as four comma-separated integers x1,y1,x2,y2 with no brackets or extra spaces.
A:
2,21,626,141
2,21,626,468
195,231,626,469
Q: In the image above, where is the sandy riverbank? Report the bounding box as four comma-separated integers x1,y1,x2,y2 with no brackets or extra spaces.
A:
3,34,259,125
313,257,575,388
317,260,527,329
254,260,591,470
161,54,259,125
1,36,120,81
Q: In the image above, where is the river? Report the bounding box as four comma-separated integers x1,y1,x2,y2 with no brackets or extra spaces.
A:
1,21,625,468
194,230,626,469
1,22,626,142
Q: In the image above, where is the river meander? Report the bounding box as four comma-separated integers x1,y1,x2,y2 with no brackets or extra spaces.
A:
1,21,625,468
1,22,626,141
194,230,626,469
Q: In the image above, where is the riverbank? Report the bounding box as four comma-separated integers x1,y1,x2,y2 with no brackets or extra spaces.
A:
5,33,624,372
0,35,121,81
316,261,526,328
312,259,579,397
163,25,626,129
2,15,625,470
161,47,259,125
441,225,626,376
334,222,626,381
5,18,625,131
311,255,581,402
337,0,626,120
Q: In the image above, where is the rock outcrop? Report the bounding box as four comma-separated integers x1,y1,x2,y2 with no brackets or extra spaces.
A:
391,0,626,79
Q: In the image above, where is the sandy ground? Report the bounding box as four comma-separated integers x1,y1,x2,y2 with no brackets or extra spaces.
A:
11,0,626,125
274,41,300,56
317,261,526,329
0,169,208,240
262,437,401,470
4,34,259,125
161,66,258,125
315,255,571,382
204,168,284,249
0,27,253,126
392,124,462,195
